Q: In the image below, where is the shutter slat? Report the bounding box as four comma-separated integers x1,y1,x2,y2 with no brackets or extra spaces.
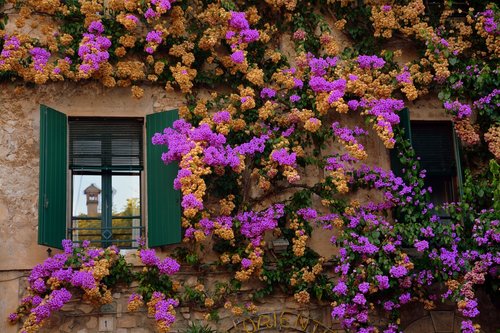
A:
411,122,456,177
146,110,181,247
69,118,143,170
39,105,67,249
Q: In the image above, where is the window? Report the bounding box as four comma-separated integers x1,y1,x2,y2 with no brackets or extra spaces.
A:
410,121,461,206
38,105,181,249
69,117,143,248
390,109,462,207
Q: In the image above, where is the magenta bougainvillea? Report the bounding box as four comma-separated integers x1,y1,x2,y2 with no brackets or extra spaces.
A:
3,0,499,332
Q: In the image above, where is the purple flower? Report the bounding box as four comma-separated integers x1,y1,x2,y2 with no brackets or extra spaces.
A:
139,249,160,266
158,257,180,275
297,208,317,220
461,320,475,333
399,292,411,304
260,87,276,99
229,12,249,30
144,8,158,19
332,281,348,295
62,239,74,254
88,21,104,34
241,29,260,43
357,55,385,69
30,47,51,72
293,78,303,89
230,50,245,64
241,258,252,269
270,148,296,166
181,194,203,210
383,301,395,311
213,111,231,123
353,293,366,305
71,271,96,289
414,239,429,252
347,100,359,110
358,282,370,293
443,100,471,118
375,275,390,290
389,265,408,278
290,94,301,103
146,30,163,44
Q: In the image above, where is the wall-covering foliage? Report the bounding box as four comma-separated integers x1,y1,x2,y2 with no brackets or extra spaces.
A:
2,0,499,332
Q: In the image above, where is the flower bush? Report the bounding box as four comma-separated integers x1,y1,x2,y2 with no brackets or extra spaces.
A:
3,0,500,332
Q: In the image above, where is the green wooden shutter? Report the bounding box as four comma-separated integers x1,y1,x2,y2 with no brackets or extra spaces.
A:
390,108,412,177
146,110,181,247
39,105,67,249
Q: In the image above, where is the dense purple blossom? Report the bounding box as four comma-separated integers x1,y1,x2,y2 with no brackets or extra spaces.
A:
29,48,51,72
229,11,249,30
230,50,245,64
443,100,472,118
270,148,296,166
158,257,180,275
332,281,348,295
260,87,276,99
70,271,96,289
375,275,390,290
414,239,429,252
139,249,160,266
241,29,260,43
181,194,203,210
213,111,231,123
389,265,408,278
357,55,385,69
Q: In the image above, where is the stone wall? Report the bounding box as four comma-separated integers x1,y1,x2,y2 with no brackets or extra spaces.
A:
0,80,492,333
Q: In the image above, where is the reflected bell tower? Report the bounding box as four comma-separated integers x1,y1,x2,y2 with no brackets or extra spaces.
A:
84,183,101,217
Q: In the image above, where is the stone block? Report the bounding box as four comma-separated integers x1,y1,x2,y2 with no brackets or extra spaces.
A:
79,304,94,314
430,311,455,333
116,329,128,333
131,328,151,333
59,319,75,333
86,317,98,329
117,316,137,328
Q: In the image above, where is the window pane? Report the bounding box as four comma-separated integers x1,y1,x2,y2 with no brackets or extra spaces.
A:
111,217,142,248
70,219,102,244
112,175,140,216
72,175,102,217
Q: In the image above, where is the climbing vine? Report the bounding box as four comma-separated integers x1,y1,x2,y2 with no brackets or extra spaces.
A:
3,0,499,333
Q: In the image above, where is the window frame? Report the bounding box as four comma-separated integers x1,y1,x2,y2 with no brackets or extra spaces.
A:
38,105,182,249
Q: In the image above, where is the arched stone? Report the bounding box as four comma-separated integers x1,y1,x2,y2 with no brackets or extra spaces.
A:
404,316,435,333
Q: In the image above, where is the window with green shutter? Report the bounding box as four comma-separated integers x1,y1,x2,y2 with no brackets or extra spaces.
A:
38,105,181,249
410,121,462,205
389,113,463,206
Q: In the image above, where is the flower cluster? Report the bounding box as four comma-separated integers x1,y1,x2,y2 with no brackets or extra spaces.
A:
9,240,121,333
226,11,260,66
77,21,111,78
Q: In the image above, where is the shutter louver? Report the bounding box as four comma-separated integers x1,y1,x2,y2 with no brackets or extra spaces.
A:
411,122,456,177
69,117,144,171
146,110,181,247
39,105,67,249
